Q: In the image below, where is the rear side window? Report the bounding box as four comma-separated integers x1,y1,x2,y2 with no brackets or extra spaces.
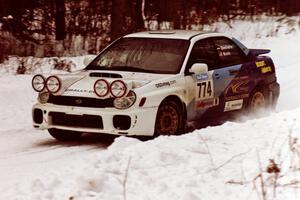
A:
213,37,246,67
187,39,219,71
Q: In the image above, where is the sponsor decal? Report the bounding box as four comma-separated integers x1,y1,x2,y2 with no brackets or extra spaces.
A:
66,88,95,93
225,93,249,101
218,51,231,57
217,44,234,57
224,76,249,100
155,80,176,88
255,61,266,68
195,72,214,101
196,73,209,81
261,66,272,74
219,44,234,50
256,60,272,73
224,99,243,112
197,80,213,100
196,98,219,109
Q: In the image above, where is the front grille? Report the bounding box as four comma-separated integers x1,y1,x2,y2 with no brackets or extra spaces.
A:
48,95,114,108
49,112,103,129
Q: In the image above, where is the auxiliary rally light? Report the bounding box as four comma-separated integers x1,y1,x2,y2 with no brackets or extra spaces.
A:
32,74,46,92
94,79,127,98
46,76,61,93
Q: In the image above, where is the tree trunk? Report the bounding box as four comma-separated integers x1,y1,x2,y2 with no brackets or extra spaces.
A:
158,0,172,29
172,0,183,29
55,0,66,40
133,0,145,31
111,0,127,41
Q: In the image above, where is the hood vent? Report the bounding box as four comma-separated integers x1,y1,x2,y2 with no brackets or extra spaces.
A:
89,72,122,78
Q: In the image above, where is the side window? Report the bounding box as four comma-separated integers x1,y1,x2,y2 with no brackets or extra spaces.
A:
213,37,246,67
187,39,219,71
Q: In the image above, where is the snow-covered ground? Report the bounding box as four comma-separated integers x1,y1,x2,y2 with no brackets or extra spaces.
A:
1,18,300,199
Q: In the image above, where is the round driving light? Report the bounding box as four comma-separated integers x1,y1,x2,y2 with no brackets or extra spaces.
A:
94,79,109,97
110,80,127,98
32,74,45,92
46,76,61,93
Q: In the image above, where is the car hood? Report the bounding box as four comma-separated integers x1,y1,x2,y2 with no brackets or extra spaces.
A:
53,70,173,98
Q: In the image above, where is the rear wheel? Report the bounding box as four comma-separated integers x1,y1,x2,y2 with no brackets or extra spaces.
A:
154,100,185,136
247,88,268,115
48,129,82,141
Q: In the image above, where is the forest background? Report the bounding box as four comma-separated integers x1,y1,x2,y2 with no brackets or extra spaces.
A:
0,0,300,61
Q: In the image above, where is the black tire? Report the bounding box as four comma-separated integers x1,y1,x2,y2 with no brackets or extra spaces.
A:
154,100,185,136
48,129,82,141
247,88,268,114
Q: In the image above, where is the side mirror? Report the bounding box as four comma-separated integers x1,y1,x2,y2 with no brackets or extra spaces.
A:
189,63,208,74
83,56,94,66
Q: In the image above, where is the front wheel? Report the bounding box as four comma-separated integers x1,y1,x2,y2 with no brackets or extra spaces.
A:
48,129,82,141
154,100,185,136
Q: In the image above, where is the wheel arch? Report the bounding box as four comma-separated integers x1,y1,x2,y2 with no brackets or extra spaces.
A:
154,95,187,136
159,95,187,122
251,80,271,99
254,80,267,91
246,80,270,110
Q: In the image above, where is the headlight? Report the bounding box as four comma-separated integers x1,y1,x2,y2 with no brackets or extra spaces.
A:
110,80,127,98
46,76,61,93
113,91,136,109
38,91,50,104
32,74,45,92
94,79,109,97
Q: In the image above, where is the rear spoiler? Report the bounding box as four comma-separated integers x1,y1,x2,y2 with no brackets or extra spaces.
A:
248,49,271,56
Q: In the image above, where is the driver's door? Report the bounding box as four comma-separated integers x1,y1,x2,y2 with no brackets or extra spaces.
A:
185,38,221,121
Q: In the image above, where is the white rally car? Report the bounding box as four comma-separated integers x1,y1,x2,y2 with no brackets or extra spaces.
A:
32,31,279,141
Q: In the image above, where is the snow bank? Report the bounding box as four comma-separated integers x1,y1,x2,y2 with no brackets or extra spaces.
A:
201,15,300,41
0,55,95,75
3,108,300,200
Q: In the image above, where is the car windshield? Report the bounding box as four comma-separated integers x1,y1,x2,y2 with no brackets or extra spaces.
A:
86,37,190,74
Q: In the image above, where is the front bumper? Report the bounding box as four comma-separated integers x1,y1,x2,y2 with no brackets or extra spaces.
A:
32,103,158,136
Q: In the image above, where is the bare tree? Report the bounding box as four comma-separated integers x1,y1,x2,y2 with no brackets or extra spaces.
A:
111,0,127,40
111,0,145,41
172,0,183,29
55,0,66,40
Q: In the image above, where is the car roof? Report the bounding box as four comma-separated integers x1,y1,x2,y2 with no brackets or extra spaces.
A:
124,30,228,40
